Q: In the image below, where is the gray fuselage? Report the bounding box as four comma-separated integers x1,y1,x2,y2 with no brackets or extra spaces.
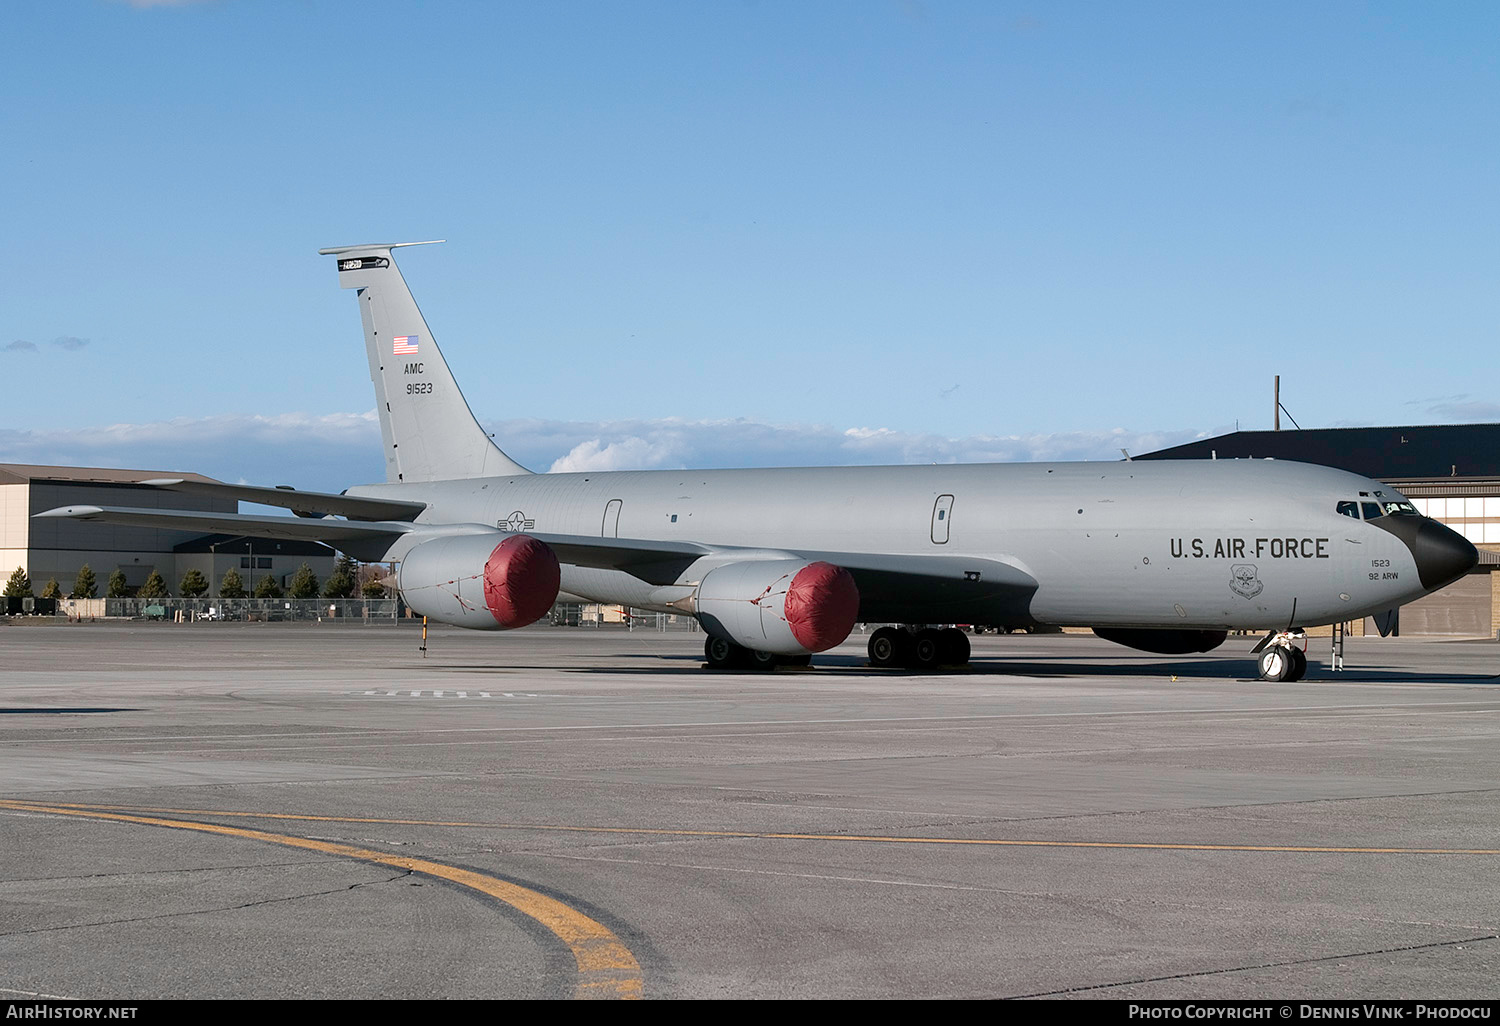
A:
353,457,1453,631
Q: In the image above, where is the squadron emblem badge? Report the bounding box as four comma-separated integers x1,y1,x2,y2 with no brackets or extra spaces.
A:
1230,564,1263,600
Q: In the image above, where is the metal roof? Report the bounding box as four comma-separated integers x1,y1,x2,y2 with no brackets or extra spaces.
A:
0,463,221,487
1139,423,1500,480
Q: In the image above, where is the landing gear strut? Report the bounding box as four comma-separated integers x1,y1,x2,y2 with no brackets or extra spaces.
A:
867,625,971,669
1255,632,1308,682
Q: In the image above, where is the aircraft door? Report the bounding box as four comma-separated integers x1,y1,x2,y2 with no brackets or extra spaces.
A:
602,498,622,538
931,494,954,544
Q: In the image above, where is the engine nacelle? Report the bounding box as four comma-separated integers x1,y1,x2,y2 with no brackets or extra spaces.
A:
397,534,560,630
696,559,859,656
1092,627,1228,654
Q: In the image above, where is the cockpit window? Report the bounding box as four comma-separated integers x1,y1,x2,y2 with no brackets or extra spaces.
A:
1382,501,1418,516
1336,501,1360,519
1361,502,1383,520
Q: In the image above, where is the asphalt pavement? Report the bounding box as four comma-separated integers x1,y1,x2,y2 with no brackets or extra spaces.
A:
2,621,1498,999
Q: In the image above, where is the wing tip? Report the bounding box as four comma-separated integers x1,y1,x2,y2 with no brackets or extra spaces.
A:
34,505,102,519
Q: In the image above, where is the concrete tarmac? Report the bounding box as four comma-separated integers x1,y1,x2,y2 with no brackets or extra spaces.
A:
2,621,1499,999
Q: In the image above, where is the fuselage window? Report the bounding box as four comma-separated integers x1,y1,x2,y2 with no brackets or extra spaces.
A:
1361,502,1383,520
1382,501,1418,516
1336,501,1359,519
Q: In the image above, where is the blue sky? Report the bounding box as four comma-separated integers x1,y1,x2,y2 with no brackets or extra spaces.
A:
4,1,1497,490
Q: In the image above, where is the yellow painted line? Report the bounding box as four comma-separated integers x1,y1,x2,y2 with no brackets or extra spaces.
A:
4,799,1498,856
0,800,640,1000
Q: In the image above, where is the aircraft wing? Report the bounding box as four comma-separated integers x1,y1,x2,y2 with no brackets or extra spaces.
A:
35,504,1038,622
530,533,1038,623
136,479,427,521
28,507,756,583
527,533,719,585
33,504,415,552
786,550,1039,623
533,532,1037,595
794,550,1035,594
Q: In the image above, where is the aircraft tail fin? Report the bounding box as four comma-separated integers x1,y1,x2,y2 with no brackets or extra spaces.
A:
319,241,530,482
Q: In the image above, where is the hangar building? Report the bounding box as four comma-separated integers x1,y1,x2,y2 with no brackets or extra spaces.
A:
0,463,333,596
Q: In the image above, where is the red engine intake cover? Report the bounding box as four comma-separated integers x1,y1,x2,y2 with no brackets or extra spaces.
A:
784,561,859,652
482,535,561,629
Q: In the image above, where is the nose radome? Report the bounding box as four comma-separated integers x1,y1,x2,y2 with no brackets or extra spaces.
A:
1412,517,1478,591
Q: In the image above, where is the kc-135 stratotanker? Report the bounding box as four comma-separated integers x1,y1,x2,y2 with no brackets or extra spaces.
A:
38,242,1478,680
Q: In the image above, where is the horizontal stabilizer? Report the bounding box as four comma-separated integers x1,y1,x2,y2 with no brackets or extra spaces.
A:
317,241,446,256
137,479,427,522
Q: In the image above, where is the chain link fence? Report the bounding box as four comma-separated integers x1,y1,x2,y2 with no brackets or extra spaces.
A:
28,598,703,630
549,602,700,632
52,597,403,623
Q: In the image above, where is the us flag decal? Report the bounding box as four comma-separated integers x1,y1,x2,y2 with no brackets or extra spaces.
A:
393,335,419,355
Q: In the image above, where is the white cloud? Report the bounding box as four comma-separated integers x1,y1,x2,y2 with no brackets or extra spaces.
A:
0,410,1212,492
495,417,1214,474
1420,400,1500,423
1399,394,1500,423
548,436,684,473
0,412,384,487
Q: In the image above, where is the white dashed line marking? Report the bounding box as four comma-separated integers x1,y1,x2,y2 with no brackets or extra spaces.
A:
354,690,542,699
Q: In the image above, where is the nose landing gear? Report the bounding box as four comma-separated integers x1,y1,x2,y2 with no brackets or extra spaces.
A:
1255,631,1308,682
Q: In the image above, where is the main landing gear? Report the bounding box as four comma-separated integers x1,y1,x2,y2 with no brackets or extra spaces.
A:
867,625,971,670
702,624,975,672
703,636,812,671
1255,631,1308,682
